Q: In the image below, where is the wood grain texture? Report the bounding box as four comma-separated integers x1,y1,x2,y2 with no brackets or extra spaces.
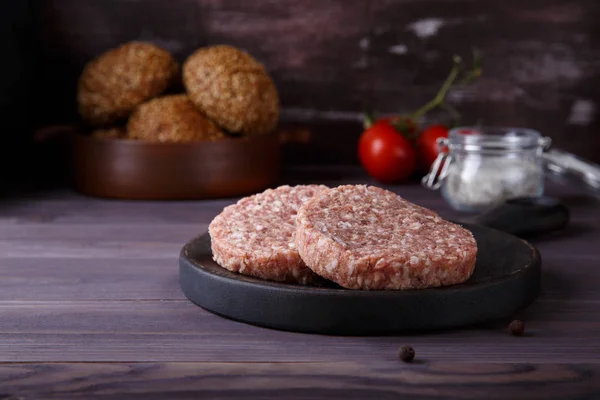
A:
0,258,183,301
0,254,599,302
0,169,598,393
32,0,600,166
0,297,599,363
0,172,595,224
370,0,600,165
1,362,599,400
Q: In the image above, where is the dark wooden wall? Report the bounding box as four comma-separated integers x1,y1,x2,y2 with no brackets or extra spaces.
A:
35,0,600,164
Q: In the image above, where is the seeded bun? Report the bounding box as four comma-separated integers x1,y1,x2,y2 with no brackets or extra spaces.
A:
127,94,225,143
183,45,279,136
91,127,126,139
78,42,179,125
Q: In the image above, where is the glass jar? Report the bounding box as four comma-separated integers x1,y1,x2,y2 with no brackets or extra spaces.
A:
422,127,552,212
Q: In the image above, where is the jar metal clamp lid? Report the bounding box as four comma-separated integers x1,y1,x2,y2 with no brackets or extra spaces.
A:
543,149,600,194
422,127,552,191
422,137,451,190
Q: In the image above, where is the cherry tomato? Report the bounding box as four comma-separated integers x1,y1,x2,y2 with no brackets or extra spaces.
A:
358,120,417,183
384,116,419,140
416,125,449,170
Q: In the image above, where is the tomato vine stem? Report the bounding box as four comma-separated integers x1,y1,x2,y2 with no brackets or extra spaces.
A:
411,55,462,121
362,49,482,133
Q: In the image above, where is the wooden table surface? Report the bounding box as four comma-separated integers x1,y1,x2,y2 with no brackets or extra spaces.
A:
1,167,600,399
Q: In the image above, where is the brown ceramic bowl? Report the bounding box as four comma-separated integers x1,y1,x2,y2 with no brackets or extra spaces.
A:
72,132,281,200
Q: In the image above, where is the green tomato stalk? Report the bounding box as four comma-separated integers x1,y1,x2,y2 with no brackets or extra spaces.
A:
411,49,482,126
363,49,482,134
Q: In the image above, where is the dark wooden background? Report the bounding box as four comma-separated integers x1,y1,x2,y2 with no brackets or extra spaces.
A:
8,0,600,170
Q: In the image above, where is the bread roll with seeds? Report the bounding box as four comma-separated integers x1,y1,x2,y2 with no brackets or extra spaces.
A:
183,45,279,136
78,42,179,125
127,94,225,143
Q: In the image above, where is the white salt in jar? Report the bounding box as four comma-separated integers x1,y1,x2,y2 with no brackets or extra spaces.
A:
423,127,552,212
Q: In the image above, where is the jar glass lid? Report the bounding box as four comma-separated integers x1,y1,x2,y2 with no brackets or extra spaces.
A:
449,127,543,152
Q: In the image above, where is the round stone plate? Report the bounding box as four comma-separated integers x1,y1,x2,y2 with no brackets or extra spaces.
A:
179,223,540,335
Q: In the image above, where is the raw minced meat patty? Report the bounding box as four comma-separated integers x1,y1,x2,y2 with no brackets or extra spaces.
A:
295,185,478,290
209,185,328,284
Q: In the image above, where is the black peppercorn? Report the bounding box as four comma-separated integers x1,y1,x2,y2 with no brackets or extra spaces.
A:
509,319,525,336
399,345,415,362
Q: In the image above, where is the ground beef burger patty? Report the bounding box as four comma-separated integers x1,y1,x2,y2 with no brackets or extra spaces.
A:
209,185,328,284
295,185,478,290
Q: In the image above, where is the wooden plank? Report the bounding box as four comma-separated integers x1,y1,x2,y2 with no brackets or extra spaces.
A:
0,252,598,302
0,215,596,259
0,179,595,225
0,299,598,363
0,239,182,259
367,0,600,164
0,258,183,301
0,362,599,399
0,224,204,242
0,195,230,225
0,223,203,259
201,0,372,112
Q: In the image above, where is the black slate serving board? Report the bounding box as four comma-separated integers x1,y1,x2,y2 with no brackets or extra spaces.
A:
179,224,540,335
